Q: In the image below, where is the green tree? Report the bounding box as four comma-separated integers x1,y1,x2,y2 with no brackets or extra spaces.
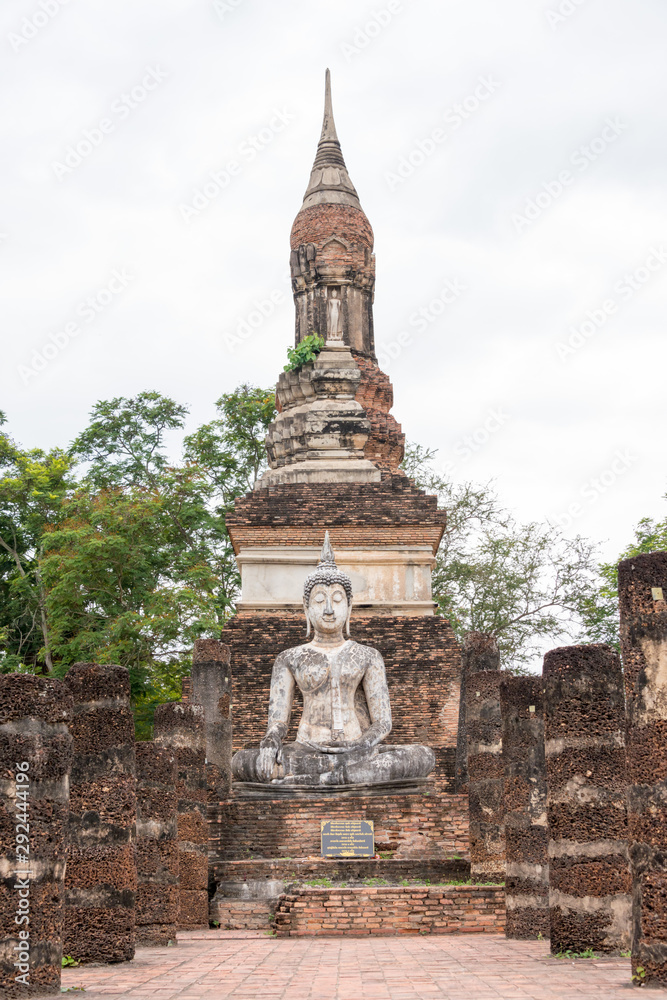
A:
0,412,74,672
183,384,277,503
577,510,667,649
403,443,599,671
40,385,275,732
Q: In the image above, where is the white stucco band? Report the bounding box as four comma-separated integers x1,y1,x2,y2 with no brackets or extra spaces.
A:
235,546,436,616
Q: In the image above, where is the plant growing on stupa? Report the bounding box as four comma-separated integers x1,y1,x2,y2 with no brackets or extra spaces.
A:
283,333,325,372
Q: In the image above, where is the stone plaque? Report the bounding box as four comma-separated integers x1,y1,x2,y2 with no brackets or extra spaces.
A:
321,819,374,857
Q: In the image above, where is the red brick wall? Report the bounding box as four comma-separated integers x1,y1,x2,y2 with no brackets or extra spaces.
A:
210,899,274,930
209,792,469,861
352,353,405,473
290,203,373,255
220,613,461,791
227,474,446,555
230,525,444,550
275,885,505,936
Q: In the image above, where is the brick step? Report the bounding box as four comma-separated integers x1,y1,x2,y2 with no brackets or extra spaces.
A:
275,885,505,937
213,856,470,885
210,899,275,931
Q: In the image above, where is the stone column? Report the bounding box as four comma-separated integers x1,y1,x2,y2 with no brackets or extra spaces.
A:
135,743,179,946
0,675,72,998
500,675,549,939
455,632,500,793
153,703,208,928
543,644,631,954
191,640,232,800
619,551,667,986
64,662,137,963
465,639,504,883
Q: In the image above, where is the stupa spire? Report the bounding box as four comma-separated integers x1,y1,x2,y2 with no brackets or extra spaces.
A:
319,69,339,145
301,69,361,209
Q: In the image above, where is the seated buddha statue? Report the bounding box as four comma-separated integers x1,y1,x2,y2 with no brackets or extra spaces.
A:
232,533,435,787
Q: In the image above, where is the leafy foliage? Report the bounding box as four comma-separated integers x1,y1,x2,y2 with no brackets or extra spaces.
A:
1,386,276,736
283,334,325,372
403,443,600,671
0,412,74,672
576,512,667,650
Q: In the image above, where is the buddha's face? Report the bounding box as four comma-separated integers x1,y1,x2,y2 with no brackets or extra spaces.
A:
306,583,349,636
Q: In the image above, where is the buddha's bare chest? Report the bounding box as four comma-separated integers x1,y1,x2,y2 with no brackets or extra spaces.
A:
288,644,368,696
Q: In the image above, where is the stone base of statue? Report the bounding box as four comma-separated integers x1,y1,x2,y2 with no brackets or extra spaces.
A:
232,775,435,799
232,741,436,789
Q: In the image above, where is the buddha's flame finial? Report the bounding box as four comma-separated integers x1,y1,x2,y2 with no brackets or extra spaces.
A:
320,529,336,567
303,530,353,608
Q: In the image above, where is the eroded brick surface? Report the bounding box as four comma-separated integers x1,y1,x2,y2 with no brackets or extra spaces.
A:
135,743,178,946
543,644,630,955
619,551,667,986
0,675,72,997
352,352,405,472
64,662,136,964
466,667,505,883
154,704,208,929
500,675,549,940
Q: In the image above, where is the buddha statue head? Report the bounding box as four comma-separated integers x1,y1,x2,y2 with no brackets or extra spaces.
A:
303,532,353,639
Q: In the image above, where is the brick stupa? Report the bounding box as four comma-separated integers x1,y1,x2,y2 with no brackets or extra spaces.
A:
221,71,462,796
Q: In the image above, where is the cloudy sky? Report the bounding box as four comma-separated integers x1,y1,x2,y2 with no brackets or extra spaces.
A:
3,0,666,563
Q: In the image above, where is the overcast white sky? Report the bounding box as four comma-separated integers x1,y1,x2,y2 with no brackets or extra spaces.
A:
2,0,666,563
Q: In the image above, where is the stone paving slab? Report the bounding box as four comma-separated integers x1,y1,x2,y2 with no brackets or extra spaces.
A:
61,931,667,999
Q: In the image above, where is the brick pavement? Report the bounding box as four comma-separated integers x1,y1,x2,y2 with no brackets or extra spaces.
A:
59,930,667,999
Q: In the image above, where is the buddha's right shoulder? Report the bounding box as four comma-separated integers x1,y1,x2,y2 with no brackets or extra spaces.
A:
273,645,307,667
